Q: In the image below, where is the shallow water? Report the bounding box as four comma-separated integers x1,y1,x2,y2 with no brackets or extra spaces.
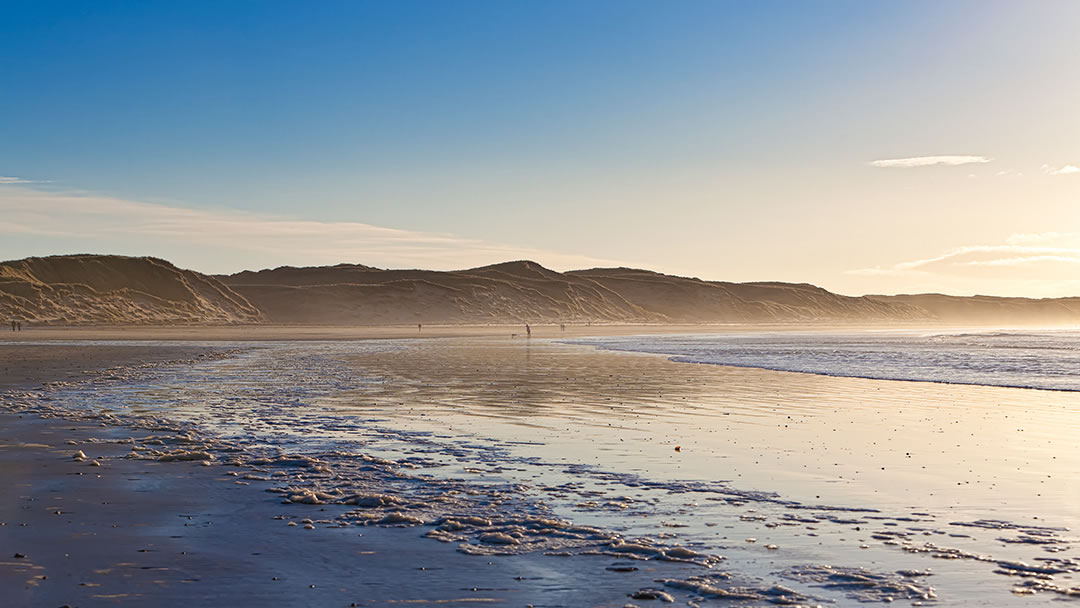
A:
6,330,1080,605
571,329,1080,391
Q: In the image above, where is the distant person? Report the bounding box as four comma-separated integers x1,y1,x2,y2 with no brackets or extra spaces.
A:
418,323,422,332
16,321,21,331
9,320,14,332
525,323,531,338
560,323,565,331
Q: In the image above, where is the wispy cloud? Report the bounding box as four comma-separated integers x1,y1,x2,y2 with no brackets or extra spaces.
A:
1005,231,1074,245
894,245,1080,271
0,185,638,273
1041,164,1080,175
0,176,34,185
967,255,1080,267
849,234,1080,282
868,156,992,169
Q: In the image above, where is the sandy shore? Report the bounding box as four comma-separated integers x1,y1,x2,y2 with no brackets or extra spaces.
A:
5,414,624,607
0,344,217,392
0,322,724,343
0,321,956,343
5,330,1078,606
0,341,700,607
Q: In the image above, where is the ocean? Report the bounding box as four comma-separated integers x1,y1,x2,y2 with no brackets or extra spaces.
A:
572,328,1080,392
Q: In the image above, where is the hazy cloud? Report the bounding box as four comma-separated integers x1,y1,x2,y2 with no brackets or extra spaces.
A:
869,156,992,169
1042,164,1080,175
0,185,637,273
896,246,1080,272
966,255,1080,267
1005,232,1076,245
0,176,33,185
848,235,1080,282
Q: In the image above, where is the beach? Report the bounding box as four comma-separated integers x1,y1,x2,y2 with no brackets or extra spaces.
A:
0,336,717,607
7,2,1078,605
2,328,1079,606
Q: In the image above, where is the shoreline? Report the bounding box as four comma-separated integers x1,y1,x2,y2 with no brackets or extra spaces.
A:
0,339,703,607
1,321,1072,343
4,330,1078,605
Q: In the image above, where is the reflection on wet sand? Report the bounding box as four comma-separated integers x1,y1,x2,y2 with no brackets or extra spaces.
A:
7,336,1080,604
331,338,1080,602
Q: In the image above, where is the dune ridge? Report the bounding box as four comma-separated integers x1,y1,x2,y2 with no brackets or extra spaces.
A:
222,259,924,324
869,293,1080,326
0,255,263,325
4,254,1079,326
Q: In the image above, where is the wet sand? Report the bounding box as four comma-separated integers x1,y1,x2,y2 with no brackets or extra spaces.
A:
4,332,1079,605
0,341,705,607
0,321,953,343
5,414,690,607
3,414,705,607
304,338,1080,603
0,343,217,391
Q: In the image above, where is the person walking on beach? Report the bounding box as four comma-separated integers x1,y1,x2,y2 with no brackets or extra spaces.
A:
16,321,21,331
418,323,422,332
9,320,14,332
525,323,531,338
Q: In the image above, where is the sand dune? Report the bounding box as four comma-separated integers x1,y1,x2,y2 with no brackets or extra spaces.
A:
223,259,924,324
223,261,656,324
0,255,263,325
5,254,1079,326
869,293,1080,326
567,267,922,323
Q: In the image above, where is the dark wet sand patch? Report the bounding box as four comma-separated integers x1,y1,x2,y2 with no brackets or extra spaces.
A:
0,343,711,607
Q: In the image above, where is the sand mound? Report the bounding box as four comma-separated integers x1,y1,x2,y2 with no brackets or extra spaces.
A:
222,260,925,324
868,293,1080,325
7,254,1076,326
223,260,654,324
0,255,263,325
568,268,924,323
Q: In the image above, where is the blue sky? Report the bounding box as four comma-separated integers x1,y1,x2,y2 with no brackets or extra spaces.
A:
3,1,1080,296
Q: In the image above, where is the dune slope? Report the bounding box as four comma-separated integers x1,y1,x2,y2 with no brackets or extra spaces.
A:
9,254,1078,326
868,293,1080,325
568,268,925,323
222,260,925,324
0,255,263,325
223,261,656,324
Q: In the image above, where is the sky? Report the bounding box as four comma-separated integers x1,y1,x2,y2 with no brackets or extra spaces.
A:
2,1,1079,297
